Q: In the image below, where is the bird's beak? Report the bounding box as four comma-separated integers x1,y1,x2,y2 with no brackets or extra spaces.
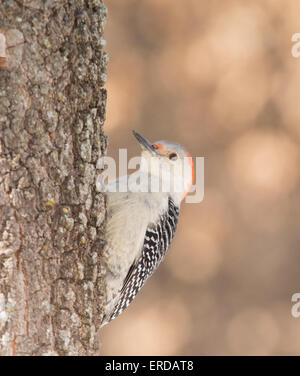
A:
133,130,159,155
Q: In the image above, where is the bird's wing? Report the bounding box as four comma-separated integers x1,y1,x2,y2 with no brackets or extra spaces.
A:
120,259,139,295
109,197,179,322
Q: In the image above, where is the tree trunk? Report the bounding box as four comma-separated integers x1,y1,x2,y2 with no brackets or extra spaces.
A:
0,0,108,355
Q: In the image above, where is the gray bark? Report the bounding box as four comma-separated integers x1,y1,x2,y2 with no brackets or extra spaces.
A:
0,0,108,355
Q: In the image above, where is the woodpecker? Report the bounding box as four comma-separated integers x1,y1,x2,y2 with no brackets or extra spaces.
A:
101,131,193,326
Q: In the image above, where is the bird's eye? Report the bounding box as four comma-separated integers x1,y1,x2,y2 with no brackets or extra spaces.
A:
152,144,159,150
169,153,178,161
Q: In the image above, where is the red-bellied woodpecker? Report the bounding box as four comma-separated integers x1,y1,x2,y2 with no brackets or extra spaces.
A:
101,131,193,326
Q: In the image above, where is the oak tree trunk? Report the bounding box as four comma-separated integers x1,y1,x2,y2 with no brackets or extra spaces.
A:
0,0,108,355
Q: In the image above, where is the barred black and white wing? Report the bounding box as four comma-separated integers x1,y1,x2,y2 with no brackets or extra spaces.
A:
109,197,179,322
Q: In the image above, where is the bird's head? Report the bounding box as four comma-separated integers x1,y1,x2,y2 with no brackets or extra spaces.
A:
133,130,193,203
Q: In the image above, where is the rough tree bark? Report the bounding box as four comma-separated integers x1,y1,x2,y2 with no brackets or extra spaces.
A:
0,0,108,355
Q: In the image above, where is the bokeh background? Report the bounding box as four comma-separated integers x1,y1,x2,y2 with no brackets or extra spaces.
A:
101,0,300,355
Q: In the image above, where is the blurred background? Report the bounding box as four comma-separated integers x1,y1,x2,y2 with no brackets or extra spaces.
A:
101,0,300,355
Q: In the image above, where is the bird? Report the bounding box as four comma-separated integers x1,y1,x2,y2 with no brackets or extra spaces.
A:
101,130,193,326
